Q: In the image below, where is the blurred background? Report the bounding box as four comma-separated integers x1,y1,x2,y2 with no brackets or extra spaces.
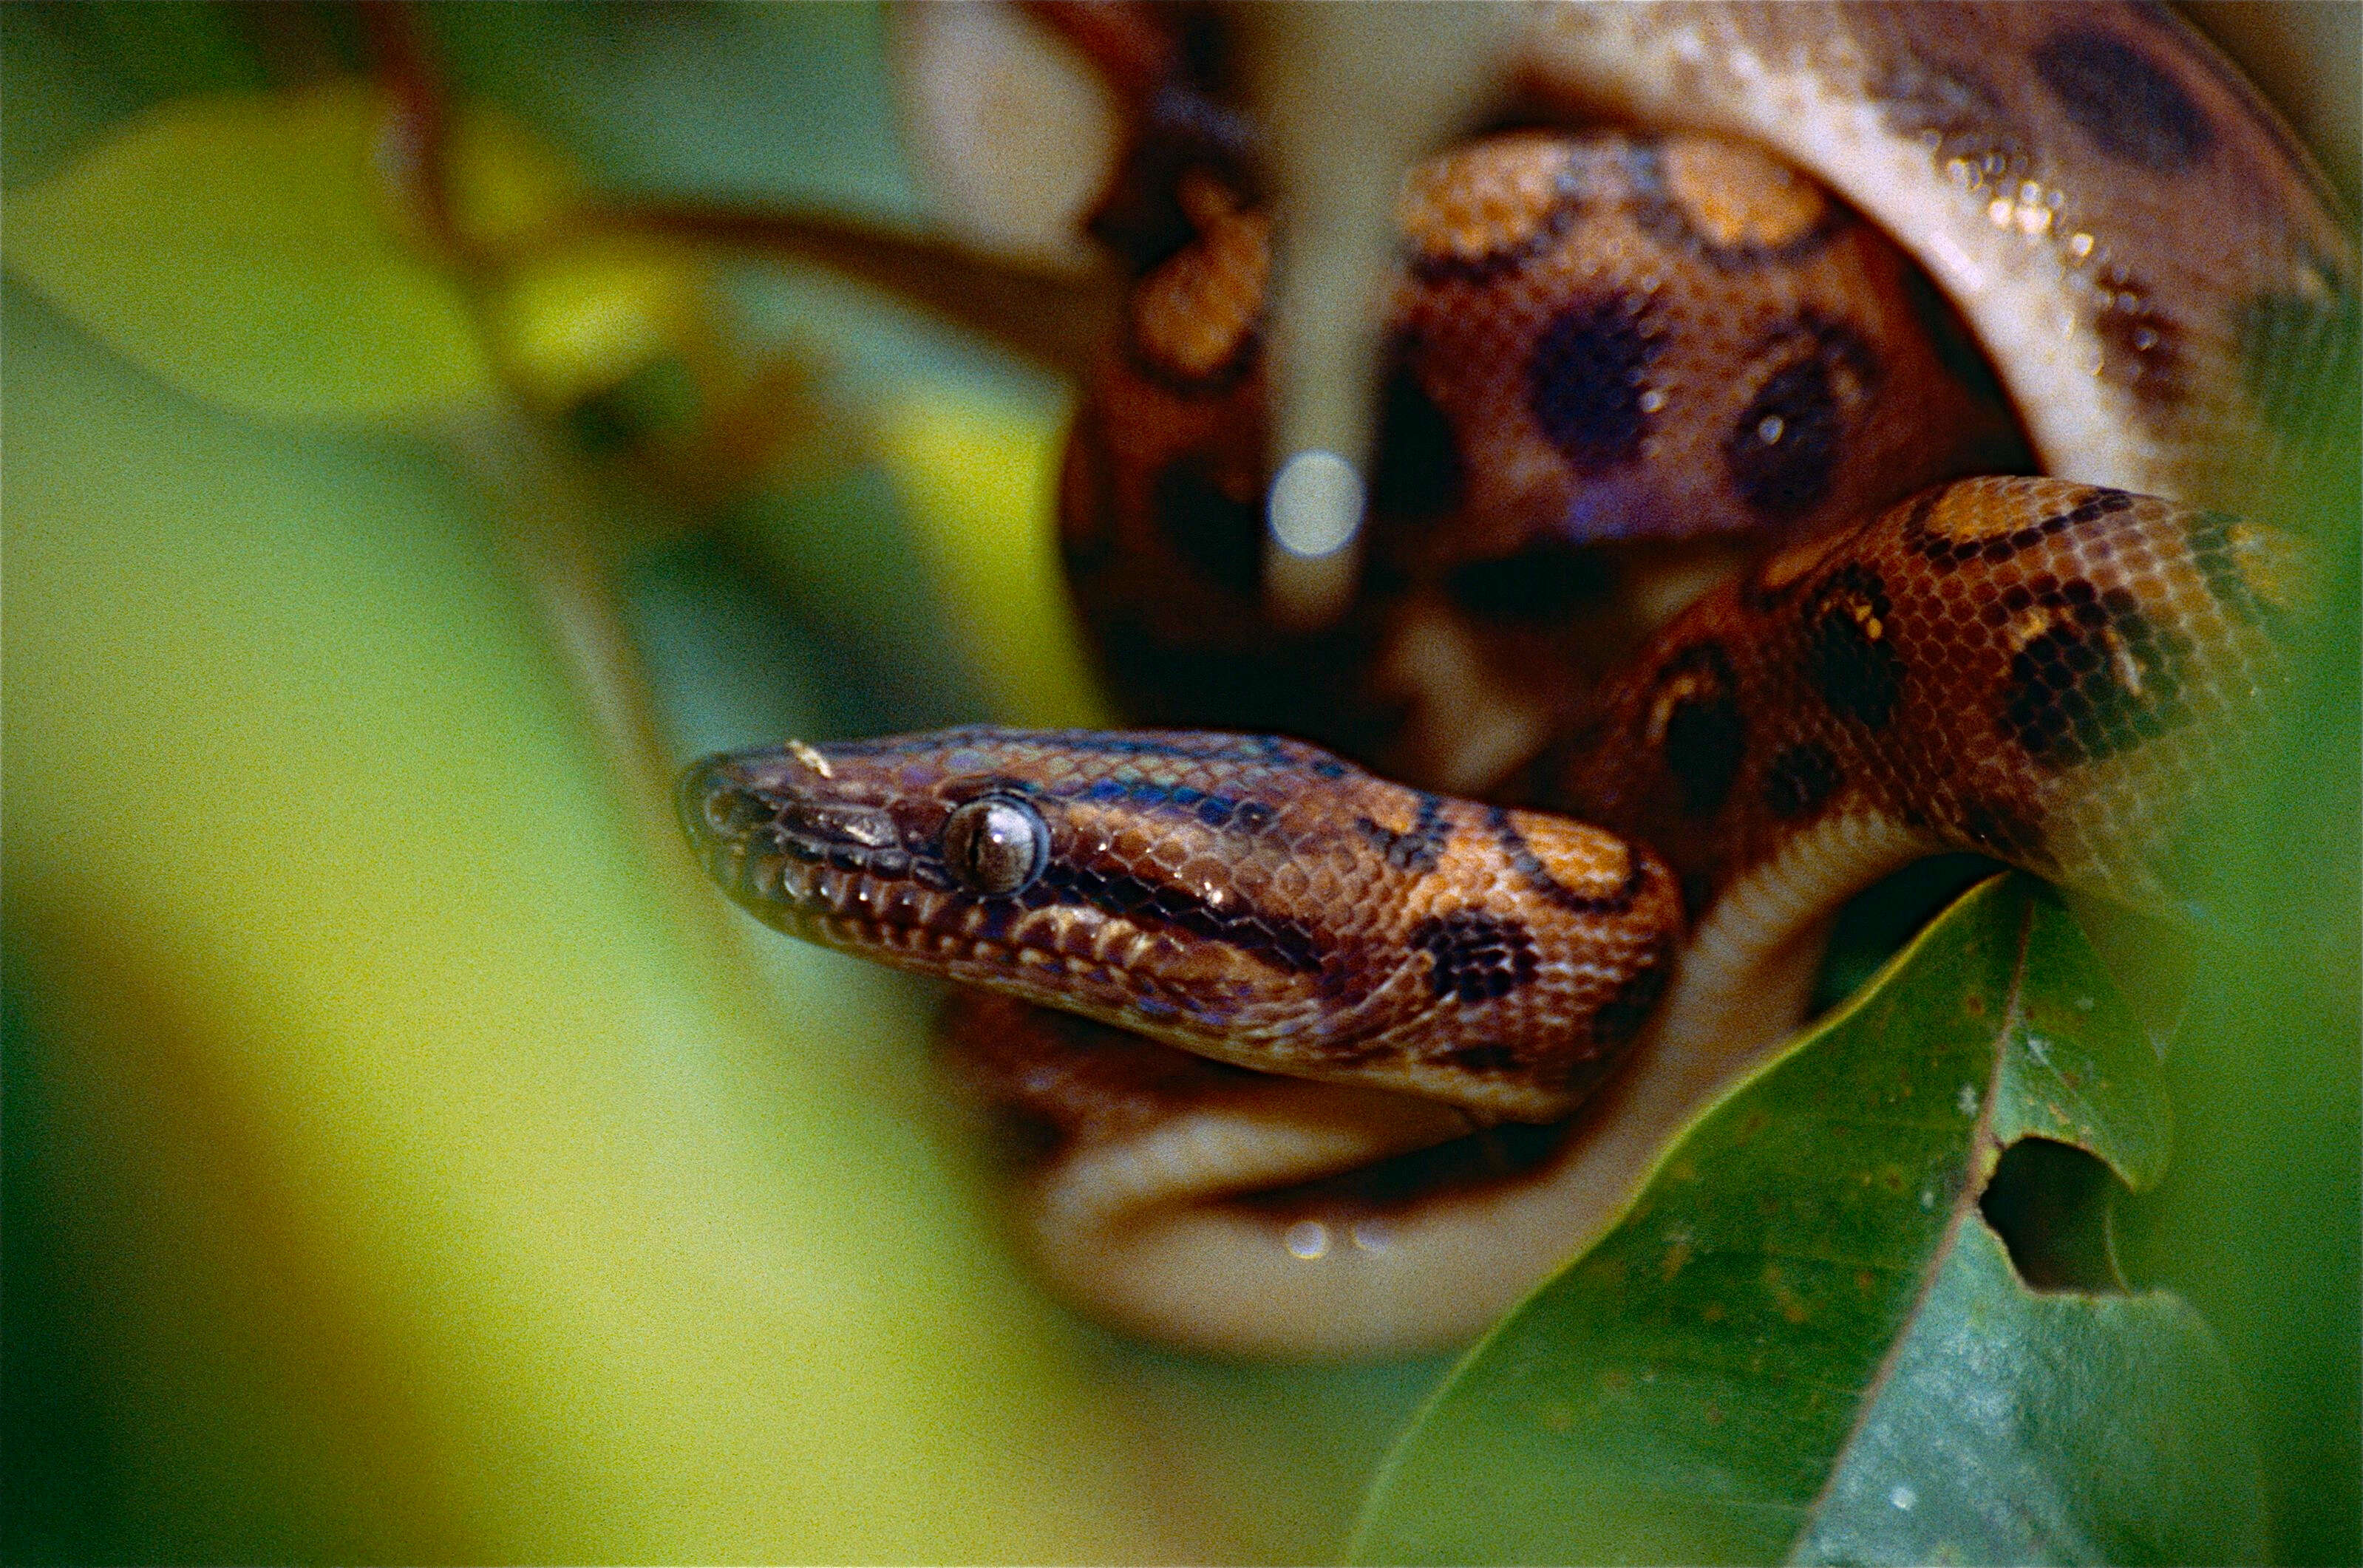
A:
4,4,2354,1563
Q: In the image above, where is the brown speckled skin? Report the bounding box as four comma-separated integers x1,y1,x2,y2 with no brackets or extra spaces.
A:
681,478,2294,1122
680,3,2346,1342
1059,129,2030,764
1536,477,2299,918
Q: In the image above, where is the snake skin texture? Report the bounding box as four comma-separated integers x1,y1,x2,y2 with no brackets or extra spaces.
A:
684,2,2354,1353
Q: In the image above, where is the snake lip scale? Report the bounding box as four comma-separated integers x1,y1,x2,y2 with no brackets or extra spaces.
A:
681,1,2352,1354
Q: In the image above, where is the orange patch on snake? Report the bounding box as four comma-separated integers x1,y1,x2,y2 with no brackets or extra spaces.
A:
1129,174,1269,381
1659,137,1829,250
1398,132,1579,273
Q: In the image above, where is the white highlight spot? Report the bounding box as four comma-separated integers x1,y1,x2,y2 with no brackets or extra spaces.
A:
1638,387,1667,414
1956,1083,1980,1117
1268,450,1364,559
1283,1221,1331,1261
787,738,833,778
1755,413,1785,444
1351,1220,1393,1254
2024,1035,2051,1067
1890,1484,1917,1512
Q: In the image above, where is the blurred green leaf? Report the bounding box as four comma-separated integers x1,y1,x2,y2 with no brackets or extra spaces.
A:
1353,877,2261,1566
3,80,497,424
1,267,1191,1561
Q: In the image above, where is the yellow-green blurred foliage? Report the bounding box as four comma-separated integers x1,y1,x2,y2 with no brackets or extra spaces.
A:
3,7,1444,1562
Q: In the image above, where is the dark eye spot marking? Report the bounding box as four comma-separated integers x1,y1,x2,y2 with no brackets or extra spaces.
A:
1446,539,1617,624
1645,643,1748,816
1150,457,1262,597
1526,293,1661,474
1411,911,1539,1003
1763,742,1843,820
1724,318,1882,523
2032,27,2214,175
1805,563,1904,731
1994,578,2194,768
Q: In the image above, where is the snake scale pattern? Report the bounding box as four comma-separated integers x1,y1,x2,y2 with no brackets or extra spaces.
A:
682,2,2354,1354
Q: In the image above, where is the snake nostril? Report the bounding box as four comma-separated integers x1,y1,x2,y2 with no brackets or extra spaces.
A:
676,757,768,845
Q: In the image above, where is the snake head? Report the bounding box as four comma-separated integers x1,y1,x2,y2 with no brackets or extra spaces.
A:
679,726,1682,1122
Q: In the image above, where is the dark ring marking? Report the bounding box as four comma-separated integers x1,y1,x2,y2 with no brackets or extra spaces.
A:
1486,805,1649,915
1907,486,2138,573
1356,792,1452,873
1406,151,1584,285
1149,457,1264,598
1368,352,1468,521
1068,776,1276,835
1624,140,1851,272
1118,327,1262,399
1724,315,1882,523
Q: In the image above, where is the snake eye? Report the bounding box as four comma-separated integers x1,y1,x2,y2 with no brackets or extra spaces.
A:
942,797,1049,896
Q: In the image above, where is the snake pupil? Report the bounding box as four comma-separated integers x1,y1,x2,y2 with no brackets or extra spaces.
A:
943,797,1049,896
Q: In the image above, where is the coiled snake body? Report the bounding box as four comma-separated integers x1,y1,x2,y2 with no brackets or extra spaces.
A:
681,3,2354,1354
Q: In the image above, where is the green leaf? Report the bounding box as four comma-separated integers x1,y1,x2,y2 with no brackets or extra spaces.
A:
2,81,498,425
1351,876,2262,1566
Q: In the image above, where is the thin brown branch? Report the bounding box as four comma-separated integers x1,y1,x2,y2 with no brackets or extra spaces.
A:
593,201,1121,381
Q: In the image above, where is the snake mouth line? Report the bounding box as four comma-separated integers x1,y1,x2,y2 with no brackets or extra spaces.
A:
690,814,1212,1002
1228,1117,1574,1223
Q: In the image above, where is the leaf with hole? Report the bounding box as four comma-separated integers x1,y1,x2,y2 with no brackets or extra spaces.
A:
1351,875,2262,1566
